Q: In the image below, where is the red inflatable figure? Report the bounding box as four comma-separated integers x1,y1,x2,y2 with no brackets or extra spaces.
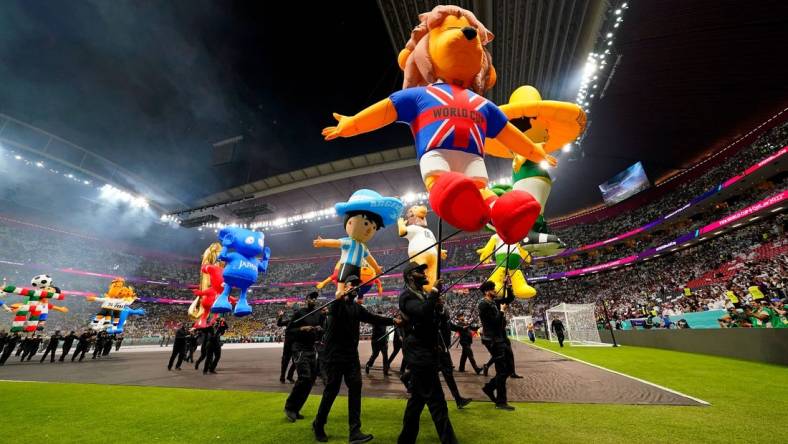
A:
190,265,236,329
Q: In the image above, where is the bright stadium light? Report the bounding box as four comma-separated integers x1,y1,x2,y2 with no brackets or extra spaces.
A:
539,160,550,169
35,161,44,168
14,155,21,160
562,143,572,153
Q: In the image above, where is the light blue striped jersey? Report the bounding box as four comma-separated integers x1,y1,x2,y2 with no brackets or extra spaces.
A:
339,237,370,267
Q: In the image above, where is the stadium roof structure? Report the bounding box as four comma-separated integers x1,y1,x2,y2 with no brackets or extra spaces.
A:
173,146,516,226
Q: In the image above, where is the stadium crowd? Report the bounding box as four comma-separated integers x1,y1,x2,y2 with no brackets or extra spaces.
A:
1,121,786,342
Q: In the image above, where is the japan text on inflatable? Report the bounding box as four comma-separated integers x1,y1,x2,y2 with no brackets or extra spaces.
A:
322,5,555,244
210,227,271,317
313,189,403,296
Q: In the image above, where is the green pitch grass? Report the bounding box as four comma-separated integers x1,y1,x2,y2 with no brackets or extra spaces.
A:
1,342,785,443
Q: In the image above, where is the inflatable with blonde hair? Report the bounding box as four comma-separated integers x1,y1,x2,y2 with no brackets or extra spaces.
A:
397,205,446,290
322,5,555,244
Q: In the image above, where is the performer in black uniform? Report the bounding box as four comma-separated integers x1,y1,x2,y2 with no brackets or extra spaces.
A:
454,314,481,374
194,327,212,370
71,331,92,362
397,262,458,444
284,292,324,422
22,334,42,361
204,318,228,374
478,281,516,410
312,277,396,444
185,330,197,363
436,301,472,409
551,316,566,347
0,332,20,365
277,310,297,383
386,327,405,374
167,324,188,370
365,311,390,377
92,331,106,359
59,331,77,362
40,330,63,363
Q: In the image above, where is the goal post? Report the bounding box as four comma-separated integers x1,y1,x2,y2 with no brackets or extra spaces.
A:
510,316,533,341
545,303,606,346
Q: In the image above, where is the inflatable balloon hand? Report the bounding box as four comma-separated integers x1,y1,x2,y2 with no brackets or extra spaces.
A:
322,113,356,140
544,153,557,167
258,246,271,274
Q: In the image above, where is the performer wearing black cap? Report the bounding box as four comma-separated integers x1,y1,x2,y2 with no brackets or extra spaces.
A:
312,276,397,444
398,262,457,444
478,280,516,410
284,292,324,422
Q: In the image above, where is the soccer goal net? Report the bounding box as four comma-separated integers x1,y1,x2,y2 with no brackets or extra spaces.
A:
510,316,533,341
545,303,606,346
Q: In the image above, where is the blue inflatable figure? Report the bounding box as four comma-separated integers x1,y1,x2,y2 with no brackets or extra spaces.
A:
107,306,146,335
210,227,271,317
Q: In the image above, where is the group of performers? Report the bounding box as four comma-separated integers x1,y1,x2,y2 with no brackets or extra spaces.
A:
0,328,125,365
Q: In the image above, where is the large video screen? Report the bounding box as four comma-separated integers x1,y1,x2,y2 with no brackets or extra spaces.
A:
598,161,651,205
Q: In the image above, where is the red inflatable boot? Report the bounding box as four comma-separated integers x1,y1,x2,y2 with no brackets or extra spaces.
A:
490,190,541,244
428,172,490,232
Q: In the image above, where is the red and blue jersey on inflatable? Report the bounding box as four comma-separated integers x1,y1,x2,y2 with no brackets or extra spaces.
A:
389,82,509,160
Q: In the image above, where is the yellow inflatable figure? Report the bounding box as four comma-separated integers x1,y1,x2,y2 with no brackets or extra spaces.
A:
88,278,138,332
477,231,536,300
485,86,586,255
397,205,447,291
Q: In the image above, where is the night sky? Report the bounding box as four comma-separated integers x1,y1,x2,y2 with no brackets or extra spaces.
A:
1,0,787,216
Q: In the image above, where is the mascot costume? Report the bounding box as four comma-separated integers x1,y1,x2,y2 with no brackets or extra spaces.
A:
476,186,536,299
317,260,383,298
88,278,144,334
485,85,586,255
4,275,69,333
322,5,556,244
209,227,271,317
398,205,446,290
313,189,403,296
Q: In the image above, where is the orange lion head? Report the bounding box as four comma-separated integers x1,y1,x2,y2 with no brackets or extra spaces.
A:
398,5,496,95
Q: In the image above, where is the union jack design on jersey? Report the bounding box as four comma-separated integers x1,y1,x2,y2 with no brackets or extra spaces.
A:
390,82,508,160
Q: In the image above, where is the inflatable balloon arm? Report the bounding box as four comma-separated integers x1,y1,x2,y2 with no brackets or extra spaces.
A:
316,277,332,290
477,236,497,263
494,123,556,166
50,305,69,313
313,236,342,249
365,255,383,275
257,246,271,274
322,98,398,141
375,279,384,297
